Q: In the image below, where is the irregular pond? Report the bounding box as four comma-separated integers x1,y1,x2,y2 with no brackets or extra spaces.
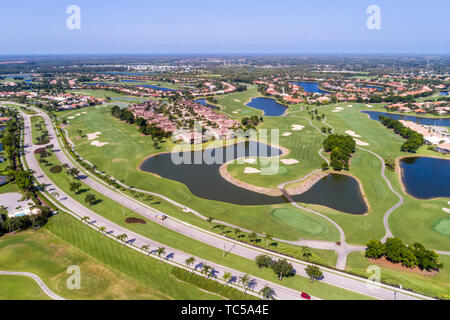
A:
140,141,368,213
400,157,450,199
246,97,287,116
291,81,328,93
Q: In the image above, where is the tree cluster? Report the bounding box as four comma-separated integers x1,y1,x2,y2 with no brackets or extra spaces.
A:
322,134,356,170
365,238,443,271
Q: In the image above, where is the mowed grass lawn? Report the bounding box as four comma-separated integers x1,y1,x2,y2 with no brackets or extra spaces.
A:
59,104,341,243
0,214,220,300
346,251,450,299
0,275,51,300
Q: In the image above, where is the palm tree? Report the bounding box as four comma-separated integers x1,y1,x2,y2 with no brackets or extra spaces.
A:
156,247,166,262
222,272,232,286
259,285,275,300
141,244,150,256
98,226,106,236
51,191,59,199
239,274,251,293
116,233,128,246
206,217,214,230
201,264,212,279
81,216,90,224
185,257,195,270
264,233,273,248
234,228,241,239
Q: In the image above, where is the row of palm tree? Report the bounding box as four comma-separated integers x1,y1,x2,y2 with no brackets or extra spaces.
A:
207,217,274,248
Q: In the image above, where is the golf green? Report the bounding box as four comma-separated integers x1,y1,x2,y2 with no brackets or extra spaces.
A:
271,208,326,235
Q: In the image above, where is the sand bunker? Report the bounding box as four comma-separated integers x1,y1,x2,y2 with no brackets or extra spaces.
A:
366,104,373,108
335,107,344,110
86,132,102,140
354,139,369,146
332,109,342,113
233,99,241,102
82,111,87,114
232,111,238,114
282,132,292,137
443,208,450,213
345,130,361,138
243,158,256,164
280,159,299,165
90,140,109,147
244,167,261,174
291,125,304,131
347,105,353,108
67,116,75,119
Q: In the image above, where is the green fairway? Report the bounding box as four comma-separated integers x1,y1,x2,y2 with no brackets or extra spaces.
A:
434,219,450,237
0,275,51,300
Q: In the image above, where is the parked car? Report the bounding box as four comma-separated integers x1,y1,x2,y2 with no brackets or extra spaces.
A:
155,214,167,220
300,292,311,300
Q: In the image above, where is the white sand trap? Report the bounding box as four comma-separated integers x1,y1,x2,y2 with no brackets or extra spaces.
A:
233,99,241,102
366,104,373,108
82,111,87,114
282,132,292,137
347,105,353,108
280,159,299,165
443,208,450,213
354,139,369,146
345,130,361,138
86,131,102,140
243,158,256,164
232,111,238,114
244,167,261,174
335,107,344,110
291,125,304,131
76,113,81,116
90,140,109,147
68,116,75,119
332,109,342,112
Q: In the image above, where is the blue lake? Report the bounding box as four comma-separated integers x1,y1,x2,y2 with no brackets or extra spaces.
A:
195,99,219,110
361,110,450,127
246,97,287,116
400,157,450,199
291,81,328,93
439,92,448,96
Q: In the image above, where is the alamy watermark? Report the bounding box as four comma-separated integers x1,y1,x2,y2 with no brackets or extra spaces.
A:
66,5,81,30
366,5,381,30
366,265,381,290
66,265,81,289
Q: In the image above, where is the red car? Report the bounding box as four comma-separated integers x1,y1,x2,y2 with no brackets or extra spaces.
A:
300,292,311,300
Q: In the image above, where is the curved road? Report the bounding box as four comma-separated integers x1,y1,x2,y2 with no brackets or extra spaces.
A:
0,271,66,300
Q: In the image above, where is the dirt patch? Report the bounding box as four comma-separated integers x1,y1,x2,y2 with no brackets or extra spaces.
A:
125,217,147,224
369,257,437,276
50,166,62,173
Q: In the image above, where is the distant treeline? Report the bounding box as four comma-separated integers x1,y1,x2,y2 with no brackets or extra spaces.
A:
378,116,424,152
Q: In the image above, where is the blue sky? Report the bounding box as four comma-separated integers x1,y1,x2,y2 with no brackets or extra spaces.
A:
0,0,448,55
